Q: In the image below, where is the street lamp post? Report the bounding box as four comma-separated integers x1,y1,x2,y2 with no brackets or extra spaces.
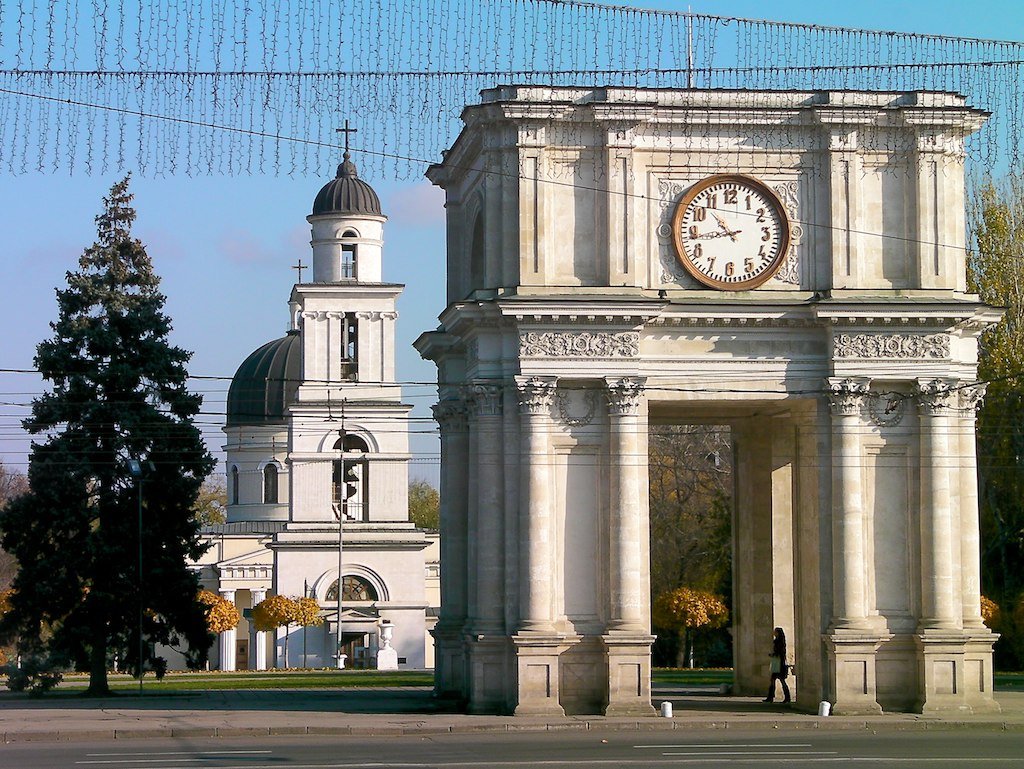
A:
127,459,154,696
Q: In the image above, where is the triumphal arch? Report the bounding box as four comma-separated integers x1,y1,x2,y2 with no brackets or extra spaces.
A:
415,86,1000,716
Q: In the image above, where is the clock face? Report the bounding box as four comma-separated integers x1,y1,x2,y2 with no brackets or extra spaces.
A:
671,174,791,291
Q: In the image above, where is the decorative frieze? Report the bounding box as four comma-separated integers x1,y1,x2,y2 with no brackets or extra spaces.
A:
833,333,950,360
516,376,558,415
519,331,639,358
827,377,870,416
604,377,646,416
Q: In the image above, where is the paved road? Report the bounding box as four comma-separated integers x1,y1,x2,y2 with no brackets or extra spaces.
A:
4,730,1024,768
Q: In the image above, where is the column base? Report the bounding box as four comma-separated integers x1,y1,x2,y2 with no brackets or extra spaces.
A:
602,634,657,717
465,634,512,714
915,629,1001,715
512,633,570,716
826,630,888,715
431,623,467,700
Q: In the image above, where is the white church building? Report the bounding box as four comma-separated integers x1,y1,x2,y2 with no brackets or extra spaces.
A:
179,149,439,671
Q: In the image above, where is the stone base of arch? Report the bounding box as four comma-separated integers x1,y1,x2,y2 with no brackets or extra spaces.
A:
915,630,1001,715
602,634,657,716
511,634,570,716
827,632,887,715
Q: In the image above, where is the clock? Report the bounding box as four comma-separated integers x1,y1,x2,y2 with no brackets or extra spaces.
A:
670,174,791,290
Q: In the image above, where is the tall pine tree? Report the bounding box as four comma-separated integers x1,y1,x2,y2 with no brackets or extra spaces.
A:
0,177,215,694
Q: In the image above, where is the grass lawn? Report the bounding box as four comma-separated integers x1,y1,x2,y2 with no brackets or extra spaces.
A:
55,669,434,691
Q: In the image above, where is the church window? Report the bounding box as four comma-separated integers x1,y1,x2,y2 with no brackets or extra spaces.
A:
263,464,279,504
326,575,378,603
340,312,358,381
341,244,356,279
341,229,358,279
230,465,239,505
332,435,369,521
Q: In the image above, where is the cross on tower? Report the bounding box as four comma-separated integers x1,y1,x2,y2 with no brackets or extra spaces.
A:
292,258,306,284
336,120,357,156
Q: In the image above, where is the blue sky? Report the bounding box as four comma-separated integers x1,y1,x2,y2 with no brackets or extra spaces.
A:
1,0,1022,484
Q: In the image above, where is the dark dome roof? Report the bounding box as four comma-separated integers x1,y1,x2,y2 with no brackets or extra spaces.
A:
226,331,302,427
311,153,382,216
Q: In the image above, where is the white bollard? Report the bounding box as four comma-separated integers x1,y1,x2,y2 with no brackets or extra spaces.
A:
660,701,673,718
818,701,831,717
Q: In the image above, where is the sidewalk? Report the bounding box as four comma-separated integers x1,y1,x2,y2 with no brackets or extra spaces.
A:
1,685,1022,742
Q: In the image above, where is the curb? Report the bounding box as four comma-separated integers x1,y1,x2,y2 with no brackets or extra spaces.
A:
3,718,1021,743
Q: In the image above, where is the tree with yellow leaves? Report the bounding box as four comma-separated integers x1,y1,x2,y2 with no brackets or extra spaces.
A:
197,589,240,635
252,595,299,668
653,586,729,668
294,596,323,668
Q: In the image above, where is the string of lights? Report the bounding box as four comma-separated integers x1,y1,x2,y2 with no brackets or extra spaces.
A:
0,1,1022,177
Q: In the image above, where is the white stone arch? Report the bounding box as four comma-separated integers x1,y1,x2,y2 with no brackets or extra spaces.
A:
465,191,485,295
313,564,390,604
316,426,379,454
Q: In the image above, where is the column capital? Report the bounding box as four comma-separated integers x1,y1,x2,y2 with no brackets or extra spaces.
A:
432,399,469,432
827,377,870,416
219,588,236,602
958,383,987,415
468,382,504,418
604,376,646,416
516,376,557,415
916,378,959,415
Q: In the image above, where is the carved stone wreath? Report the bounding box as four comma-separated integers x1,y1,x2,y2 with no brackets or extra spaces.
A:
556,389,598,426
867,391,906,427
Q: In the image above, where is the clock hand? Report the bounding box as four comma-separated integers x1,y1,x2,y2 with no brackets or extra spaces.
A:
712,212,740,241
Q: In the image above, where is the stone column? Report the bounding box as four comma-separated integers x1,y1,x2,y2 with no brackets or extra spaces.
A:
465,383,508,714
602,377,656,716
252,589,267,671
917,379,960,631
218,589,237,672
915,379,972,714
604,377,647,633
957,384,986,630
512,376,565,716
955,384,1000,713
515,376,558,634
827,377,871,629
431,398,470,699
825,377,882,715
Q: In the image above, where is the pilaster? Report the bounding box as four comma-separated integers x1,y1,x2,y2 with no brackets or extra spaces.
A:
464,382,510,713
431,399,470,698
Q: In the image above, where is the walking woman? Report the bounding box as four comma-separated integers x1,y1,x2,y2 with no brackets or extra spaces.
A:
763,627,791,703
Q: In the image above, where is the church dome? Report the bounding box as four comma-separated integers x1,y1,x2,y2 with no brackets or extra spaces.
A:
226,331,302,427
311,153,382,216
